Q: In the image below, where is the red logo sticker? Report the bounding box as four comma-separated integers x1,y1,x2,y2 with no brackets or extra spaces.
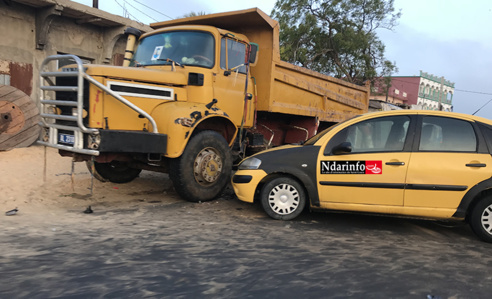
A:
365,161,382,174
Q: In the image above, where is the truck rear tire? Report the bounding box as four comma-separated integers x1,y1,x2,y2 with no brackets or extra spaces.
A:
170,130,232,202
86,160,142,184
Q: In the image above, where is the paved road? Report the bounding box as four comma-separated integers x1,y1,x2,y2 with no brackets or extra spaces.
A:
2,183,492,298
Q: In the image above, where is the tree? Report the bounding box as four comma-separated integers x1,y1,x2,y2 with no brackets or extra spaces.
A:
272,0,400,85
181,11,208,18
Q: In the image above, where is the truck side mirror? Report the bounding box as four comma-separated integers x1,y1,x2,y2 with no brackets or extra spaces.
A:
249,43,259,65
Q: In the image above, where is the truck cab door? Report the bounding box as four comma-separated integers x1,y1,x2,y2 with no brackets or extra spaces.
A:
213,37,253,126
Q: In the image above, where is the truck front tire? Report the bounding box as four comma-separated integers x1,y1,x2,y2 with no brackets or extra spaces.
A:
170,130,232,202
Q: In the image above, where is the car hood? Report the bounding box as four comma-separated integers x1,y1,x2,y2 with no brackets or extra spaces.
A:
251,144,302,157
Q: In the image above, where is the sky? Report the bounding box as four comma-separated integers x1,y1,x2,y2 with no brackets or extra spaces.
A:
73,0,492,118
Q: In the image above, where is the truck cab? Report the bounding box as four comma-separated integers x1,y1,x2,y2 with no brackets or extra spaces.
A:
39,24,257,202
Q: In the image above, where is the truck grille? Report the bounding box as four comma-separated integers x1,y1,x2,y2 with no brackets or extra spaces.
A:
54,76,89,127
38,54,99,155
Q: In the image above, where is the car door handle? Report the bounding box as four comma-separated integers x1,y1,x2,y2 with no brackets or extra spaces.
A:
385,162,405,166
466,163,486,167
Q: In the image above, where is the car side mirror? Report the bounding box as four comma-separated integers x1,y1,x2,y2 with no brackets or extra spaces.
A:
332,142,352,155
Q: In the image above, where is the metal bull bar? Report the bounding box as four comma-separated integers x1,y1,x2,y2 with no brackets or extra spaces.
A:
37,54,158,156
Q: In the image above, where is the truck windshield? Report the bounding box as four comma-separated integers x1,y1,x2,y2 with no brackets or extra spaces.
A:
130,31,215,68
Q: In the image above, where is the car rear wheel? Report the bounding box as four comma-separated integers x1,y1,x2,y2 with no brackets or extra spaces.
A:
470,196,492,243
260,177,306,220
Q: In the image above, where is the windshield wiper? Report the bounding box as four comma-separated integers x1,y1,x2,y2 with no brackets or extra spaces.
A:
157,58,185,70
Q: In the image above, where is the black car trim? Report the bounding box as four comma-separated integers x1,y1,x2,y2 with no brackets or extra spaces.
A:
320,181,467,191
258,145,321,206
232,175,253,184
320,181,405,189
406,184,468,191
454,177,492,218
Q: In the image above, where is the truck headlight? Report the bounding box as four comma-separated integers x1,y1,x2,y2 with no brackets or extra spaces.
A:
239,157,262,170
72,108,88,118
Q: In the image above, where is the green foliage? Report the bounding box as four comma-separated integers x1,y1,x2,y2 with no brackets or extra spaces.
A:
272,0,400,85
181,11,208,18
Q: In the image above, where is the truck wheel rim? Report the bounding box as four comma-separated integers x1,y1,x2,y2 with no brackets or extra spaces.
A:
481,204,492,234
268,183,300,215
194,147,223,185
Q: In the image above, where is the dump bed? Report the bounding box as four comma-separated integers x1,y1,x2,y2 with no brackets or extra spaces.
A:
268,60,369,123
152,8,369,123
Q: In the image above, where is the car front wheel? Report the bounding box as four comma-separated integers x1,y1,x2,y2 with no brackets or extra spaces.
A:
470,196,492,243
260,177,306,220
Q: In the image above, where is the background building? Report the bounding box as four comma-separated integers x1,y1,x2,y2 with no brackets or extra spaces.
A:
0,0,151,104
371,71,454,111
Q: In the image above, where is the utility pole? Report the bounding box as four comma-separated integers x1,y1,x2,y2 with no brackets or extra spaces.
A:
93,0,98,8
438,76,444,111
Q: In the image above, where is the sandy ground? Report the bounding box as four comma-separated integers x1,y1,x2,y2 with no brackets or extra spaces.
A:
1,144,179,214
3,145,492,298
0,144,257,250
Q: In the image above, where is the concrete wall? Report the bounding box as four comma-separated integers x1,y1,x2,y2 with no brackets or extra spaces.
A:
0,0,151,104
0,2,37,96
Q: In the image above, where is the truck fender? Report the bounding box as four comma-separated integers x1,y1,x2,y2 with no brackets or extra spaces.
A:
151,102,237,158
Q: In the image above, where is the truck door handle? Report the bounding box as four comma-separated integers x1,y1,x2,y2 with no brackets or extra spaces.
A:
466,163,486,167
386,162,405,166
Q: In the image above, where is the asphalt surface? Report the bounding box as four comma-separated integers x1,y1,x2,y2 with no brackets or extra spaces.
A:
2,181,492,298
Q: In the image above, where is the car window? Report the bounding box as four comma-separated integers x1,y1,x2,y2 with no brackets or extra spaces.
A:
304,115,361,146
478,123,492,153
419,116,477,152
326,116,410,154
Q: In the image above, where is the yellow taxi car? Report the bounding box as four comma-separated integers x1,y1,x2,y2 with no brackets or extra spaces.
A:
232,110,492,243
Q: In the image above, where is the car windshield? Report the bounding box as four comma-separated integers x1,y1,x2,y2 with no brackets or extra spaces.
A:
303,115,361,146
130,31,215,68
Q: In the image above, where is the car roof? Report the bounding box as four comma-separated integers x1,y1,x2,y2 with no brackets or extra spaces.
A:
358,110,492,126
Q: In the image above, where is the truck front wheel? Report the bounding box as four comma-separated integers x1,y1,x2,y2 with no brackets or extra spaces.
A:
87,160,142,184
170,130,232,202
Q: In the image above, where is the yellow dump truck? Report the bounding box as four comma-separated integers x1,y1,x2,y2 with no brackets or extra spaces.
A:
38,8,369,202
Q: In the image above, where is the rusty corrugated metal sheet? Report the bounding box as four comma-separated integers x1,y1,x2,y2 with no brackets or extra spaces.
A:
9,62,33,96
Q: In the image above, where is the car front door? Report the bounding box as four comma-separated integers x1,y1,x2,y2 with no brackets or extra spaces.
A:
317,115,414,206
404,115,492,217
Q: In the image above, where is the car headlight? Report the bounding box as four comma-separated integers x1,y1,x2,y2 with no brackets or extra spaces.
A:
238,157,262,170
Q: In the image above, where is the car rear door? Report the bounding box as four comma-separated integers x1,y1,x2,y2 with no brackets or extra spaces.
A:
318,115,414,206
404,115,492,218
